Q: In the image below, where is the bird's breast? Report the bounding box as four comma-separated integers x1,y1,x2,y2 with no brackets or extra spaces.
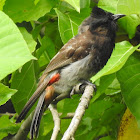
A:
53,54,95,95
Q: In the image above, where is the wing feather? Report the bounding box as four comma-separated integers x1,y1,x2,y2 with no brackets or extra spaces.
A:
38,30,94,87
43,30,94,73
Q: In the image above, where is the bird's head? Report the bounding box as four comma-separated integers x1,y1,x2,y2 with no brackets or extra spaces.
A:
89,7,125,37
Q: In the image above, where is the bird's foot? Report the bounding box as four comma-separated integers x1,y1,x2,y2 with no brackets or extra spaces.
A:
79,80,96,93
70,80,96,97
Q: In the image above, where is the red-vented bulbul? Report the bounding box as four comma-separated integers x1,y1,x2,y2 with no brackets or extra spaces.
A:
16,7,125,139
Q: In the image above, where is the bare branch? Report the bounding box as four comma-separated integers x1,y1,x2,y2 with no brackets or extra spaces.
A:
49,104,60,140
62,85,94,140
61,113,75,119
0,113,16,118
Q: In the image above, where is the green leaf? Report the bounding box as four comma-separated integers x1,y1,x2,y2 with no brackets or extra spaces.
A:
34,0,40,5
37,36,56,67
64,0,80,12
80,0,90,9
100,103,124,125
105,78,121,95
45,21,63,51
37,36,56,59
3,0,56,23
117,52,140,127
117,0,140,39
40,111,54,138
57,1,75,13
0,115,20,139
38,53,49,68
98,0,118,14
117,0,140,15
98,74,116,94
32,24,43,40
0,83,17,106
0,0,6,10
91,41,139,83
19,27,37,53
61,95,80,117
118,14,140,39
98,0,140,15
11,61,37,113
55,8,90,44
92,74,116,102
86,100,113,119
55,8,77,44
0,11,35,80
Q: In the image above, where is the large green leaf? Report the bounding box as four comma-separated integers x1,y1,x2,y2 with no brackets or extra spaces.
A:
11,61,37,113
3,0,56,23
64,0,80,12
19,27,37,53
55,8,90,44
91,41,139,83
98,0,118,14
0,83,17,106
117,52,140,127
0,0,6,10
0,11,35,80
117,0,140,15
98,0,140,14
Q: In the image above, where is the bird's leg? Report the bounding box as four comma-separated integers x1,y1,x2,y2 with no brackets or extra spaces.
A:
78,80,96,93
70,80,96,96
52,81,96,104
52,93,70,104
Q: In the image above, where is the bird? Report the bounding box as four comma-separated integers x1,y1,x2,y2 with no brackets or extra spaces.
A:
16,7,125,139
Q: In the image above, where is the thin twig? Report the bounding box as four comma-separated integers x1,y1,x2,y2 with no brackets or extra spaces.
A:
61,113,75,119
49,104,60,140
0,113,16,117
62,85,94,140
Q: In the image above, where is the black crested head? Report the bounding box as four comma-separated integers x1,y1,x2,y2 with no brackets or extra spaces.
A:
91,6,111,18
89,7,125,39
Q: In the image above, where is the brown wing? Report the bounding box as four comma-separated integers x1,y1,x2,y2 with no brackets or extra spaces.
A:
38,30,94,86
45,30,94,73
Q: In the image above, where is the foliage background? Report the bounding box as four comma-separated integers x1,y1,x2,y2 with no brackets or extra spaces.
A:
0,0,140,139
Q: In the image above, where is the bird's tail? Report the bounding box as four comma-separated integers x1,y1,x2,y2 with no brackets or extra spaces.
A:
16,77,50,123
30,86,55,139
30,91,46,139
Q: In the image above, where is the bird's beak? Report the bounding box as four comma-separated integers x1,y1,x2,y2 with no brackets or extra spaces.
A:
113,14,126,21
